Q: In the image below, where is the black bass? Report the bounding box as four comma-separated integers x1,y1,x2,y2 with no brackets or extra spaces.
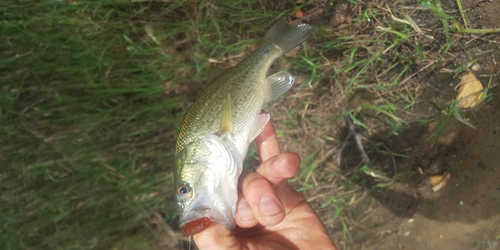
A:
175,19,313,236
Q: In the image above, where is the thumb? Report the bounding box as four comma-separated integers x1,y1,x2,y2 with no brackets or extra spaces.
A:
192,223,240,250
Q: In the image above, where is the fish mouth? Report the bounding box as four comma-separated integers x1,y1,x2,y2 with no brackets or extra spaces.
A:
179,207,211,228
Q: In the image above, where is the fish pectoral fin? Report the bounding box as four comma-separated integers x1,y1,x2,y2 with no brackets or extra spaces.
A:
248,113,270,142
207,65,225,82
267,71,294,100
220,94,232,133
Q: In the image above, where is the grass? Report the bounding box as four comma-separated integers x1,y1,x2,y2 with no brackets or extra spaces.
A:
1,0,497,249
0,1,312,249
1,2,187,249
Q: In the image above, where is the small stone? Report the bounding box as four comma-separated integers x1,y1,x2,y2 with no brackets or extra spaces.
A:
471,63,480,71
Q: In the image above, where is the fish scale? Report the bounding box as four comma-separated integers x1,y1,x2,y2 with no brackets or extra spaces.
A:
177,49,272,154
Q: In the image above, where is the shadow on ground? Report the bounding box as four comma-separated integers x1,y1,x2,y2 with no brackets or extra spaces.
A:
335,54,500,250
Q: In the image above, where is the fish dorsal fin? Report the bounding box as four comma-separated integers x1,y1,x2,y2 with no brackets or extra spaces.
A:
220,94,232,133
248,113,270,142
207,65,225,82
267,71,294,100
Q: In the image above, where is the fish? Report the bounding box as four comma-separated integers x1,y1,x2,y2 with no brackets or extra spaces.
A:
174,19,314,236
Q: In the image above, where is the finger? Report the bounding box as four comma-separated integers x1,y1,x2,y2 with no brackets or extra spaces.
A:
235,171,258,228
193,223,239,250
235,194,258,228
255,112,281,163
240,171,285,226
255,152,301,186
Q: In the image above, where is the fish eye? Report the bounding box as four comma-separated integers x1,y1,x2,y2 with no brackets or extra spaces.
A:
177,184,192,198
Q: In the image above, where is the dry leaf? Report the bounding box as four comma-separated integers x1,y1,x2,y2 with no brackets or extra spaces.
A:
430,172,451,192
294,9,307,19
456,69,484,109
144,24,160,45
417,167,424,175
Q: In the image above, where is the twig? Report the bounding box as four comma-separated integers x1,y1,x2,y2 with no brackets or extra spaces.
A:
399,60,436,86
336,112,371,165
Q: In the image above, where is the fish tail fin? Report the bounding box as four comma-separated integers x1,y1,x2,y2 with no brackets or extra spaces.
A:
264,19,314,55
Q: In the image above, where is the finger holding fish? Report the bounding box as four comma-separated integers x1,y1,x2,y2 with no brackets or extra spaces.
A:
192,223,237,250
235,153,301,227
256,152,300,186
234,120,301,228
254,112,300,184
253,114,302,209
256,153,304,215
255,112,281,163
237,171,285,227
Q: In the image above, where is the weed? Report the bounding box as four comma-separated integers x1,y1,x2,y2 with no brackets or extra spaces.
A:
0,1,295,249
419,0,500,34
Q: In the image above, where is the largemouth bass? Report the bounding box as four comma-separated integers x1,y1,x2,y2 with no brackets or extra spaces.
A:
175,19,313,236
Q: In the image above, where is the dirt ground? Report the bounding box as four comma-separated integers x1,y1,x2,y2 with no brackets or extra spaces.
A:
323,1,500,249
337,77,500,250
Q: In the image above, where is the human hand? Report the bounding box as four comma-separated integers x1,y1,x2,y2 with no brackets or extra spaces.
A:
193,116,337,250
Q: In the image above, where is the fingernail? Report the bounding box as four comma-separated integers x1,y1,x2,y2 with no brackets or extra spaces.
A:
237,201,255,221
259,196,282,217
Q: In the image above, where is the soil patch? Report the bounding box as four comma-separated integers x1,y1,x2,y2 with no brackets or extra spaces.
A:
310,1,500,249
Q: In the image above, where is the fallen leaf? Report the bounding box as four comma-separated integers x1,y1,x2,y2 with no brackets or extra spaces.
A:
294,9,307,19
417,167,424,175
430,172,451,192
456,69,484,109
